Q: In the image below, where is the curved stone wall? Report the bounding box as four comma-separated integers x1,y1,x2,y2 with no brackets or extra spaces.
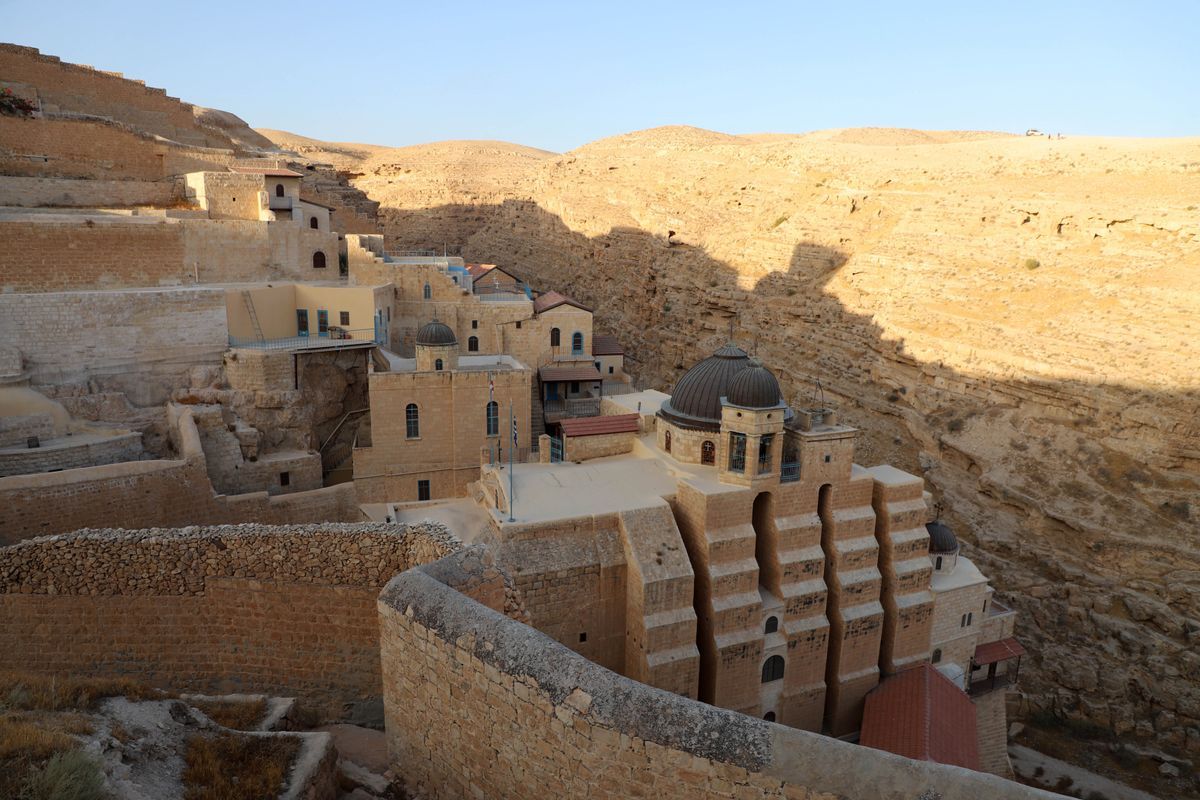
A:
379,551,1056,800
1,522,460,718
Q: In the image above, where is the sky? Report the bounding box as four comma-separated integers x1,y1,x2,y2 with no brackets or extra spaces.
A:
4,0,1197,152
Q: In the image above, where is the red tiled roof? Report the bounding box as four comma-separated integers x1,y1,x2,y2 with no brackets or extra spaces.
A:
591,334,624,356
533,290,592,314
229,165,304,178
860,663,980,770
539,364,603,382
559,414,640,437
466,263,497,279
973,637,1026,666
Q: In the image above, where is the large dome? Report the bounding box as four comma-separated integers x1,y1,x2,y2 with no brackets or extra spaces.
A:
416,319,457,346
658,343,750,430
726,360,783,409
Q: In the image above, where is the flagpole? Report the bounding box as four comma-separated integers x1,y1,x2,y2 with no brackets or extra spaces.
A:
508,398,515,522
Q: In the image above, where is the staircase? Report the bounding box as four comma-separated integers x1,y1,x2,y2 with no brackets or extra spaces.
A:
241,291,265,341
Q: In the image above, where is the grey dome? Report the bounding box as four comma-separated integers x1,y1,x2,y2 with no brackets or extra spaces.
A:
416,319,457,346
658,343,750,431
726,360,783,409
926,521,959,554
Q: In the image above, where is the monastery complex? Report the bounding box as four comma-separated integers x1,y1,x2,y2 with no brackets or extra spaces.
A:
0,44,1053,799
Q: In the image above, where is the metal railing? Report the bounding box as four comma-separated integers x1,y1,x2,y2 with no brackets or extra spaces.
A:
482,444,539,465
543,397,601,419
780,462,800,483
968,672,1014,697
229,327,381,351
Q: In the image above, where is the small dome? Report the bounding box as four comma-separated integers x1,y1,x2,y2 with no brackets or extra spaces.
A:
726,359,783,409
926,521,959,554
416,319,457,346
658,343,750,430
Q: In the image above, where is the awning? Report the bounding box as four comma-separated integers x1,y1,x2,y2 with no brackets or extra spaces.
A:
540,365,603,383
973,637,1026,666
559,414,640,437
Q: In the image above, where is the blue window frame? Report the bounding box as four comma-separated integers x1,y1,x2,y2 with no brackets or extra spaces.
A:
571,331,583,354
317,309,329,337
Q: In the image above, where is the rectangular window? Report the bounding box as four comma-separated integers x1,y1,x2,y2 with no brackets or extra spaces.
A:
609,366,614,374
570,381,580,394
296,309,309,336
317,309,329,336
340,311,350,326
758,433,774,474
729,433,747,473
472,320,478,329
279,471,290,487
417,480,430,501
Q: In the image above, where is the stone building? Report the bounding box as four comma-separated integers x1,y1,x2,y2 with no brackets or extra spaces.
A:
353,319,532,503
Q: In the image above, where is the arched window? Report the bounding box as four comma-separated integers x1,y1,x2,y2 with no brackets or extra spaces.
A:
763,712,776,722
932,648,942,663
764,616,778,634
550,327,560,348
435,358,444,371
486,401,499,436
423,283,432,300
761,655,785,683
309,217,319,229
405,404,419,439
275,184,285,198
468,336,479,352
312,251,326,269
701,440,715,465
664,429,671,453
935,556,943,571
571,331,583,354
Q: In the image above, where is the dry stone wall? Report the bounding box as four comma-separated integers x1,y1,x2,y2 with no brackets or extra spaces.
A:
0,176,183,207
0,522,460,715
378,557,1055,800
0,431,142,477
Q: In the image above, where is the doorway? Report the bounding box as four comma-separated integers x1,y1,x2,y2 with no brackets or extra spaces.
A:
296,309,309,337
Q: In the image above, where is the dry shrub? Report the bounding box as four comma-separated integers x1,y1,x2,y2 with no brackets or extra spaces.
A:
23,750,108,800
0,672,165,712
0,715,77,760
189,699,267,731
182,732,300,800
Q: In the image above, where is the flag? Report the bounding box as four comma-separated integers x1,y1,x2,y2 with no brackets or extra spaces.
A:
489,372,494,402
512,416,519,447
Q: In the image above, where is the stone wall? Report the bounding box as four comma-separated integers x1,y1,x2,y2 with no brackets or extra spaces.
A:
0,431,142,477
378,557,1054,799
0,409,360,543
0,522,460,716
0,43,231,148
564,429,636,461
0,287,228,400
0,176,183,207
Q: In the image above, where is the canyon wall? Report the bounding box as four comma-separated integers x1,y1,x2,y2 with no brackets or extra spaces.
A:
347,127,1200,767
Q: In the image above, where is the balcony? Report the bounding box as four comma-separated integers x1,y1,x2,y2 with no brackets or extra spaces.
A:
543,396,601,422
780,462,800,483
268,195,294,211
228,327,382,352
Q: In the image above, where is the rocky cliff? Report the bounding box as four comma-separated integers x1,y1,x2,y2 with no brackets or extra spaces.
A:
322,125,1200,781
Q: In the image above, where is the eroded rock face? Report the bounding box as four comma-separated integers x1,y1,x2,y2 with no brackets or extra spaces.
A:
335,127,1200,761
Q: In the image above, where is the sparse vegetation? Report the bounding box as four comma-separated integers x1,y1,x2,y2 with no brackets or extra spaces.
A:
770,214,789,229
0,672,165,712
182,732,299,800
0,714,86,799
1024,257,1041,270
23,750,108,800
189,699,266,731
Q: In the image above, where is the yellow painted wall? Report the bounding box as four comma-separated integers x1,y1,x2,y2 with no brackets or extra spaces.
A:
225,284,296,340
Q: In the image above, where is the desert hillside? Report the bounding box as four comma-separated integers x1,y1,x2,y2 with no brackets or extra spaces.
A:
310,124,1200,761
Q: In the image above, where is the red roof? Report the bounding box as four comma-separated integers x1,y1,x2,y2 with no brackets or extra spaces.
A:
559,414,640,437
229,165,304,178
973,637,1026,666
539,364,603,382
860,663,980,770
533,290,592,314
591,334,624,356
466,263,497,279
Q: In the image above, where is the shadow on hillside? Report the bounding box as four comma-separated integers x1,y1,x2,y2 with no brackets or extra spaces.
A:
379,197,1200,796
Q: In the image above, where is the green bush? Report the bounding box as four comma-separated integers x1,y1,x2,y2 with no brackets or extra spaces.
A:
1024,258,1041,270
24,751,107,800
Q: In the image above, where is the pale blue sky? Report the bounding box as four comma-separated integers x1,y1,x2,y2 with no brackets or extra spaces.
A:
4,0,1196,152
